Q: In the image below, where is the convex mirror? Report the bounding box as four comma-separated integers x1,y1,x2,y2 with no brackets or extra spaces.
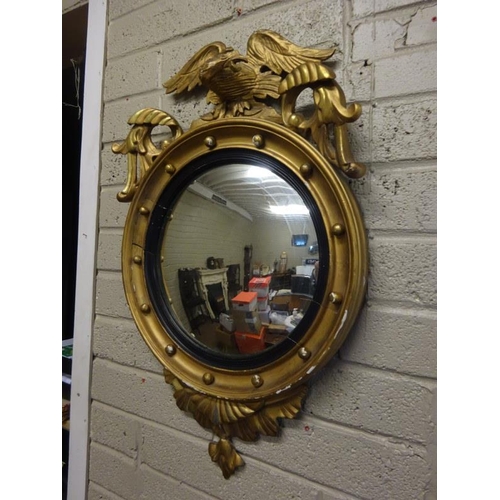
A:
113,29,368,479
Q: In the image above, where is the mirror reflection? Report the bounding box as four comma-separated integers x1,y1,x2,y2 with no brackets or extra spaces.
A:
161,164,319,356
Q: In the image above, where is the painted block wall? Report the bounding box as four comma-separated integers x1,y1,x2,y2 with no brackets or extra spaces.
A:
93,0,437,499
161,189,252,329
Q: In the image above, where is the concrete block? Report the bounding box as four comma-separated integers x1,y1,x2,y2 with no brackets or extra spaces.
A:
353,0,425,18
141,422,355,500
108,0,155,21
340,60,373,102
368,234,437,306
352,17,409,62
223,0,344,55
104,49,160,102
140,463,228,500
372,97,437,162
91,358,212,439
95,271,131,319
97,230,123,271
358,165,437,232
406,6,437,46
306,360,436,443
107,1,234,59
236,417,433,499
89,443,142,500
237,0,283,13
341,304,437,378
100,144,129,187
99,186,129,229
88,481,126,500
351,21,375,62
374,49,436,98
160,0,343,80
93,315,162,374
90,403,141,458
102,91,163,144
346,103,372,164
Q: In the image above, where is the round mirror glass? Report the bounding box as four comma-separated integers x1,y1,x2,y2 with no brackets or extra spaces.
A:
145,150,328,369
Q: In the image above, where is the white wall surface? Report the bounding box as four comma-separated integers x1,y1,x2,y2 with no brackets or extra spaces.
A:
91,1,437,498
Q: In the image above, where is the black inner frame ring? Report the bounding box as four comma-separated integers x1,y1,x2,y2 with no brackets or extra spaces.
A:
144,148,329,370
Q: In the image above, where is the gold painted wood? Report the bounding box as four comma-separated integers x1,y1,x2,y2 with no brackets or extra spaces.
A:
113,30,368,479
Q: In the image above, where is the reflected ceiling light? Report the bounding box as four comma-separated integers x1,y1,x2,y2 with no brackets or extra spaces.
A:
269,204,309,215
246,166,274,178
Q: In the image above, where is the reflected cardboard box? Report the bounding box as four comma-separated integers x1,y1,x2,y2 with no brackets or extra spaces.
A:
257,296,269,311
232,309,262,333
235,326,266,354
258,305,270,323
231,291,258,312
219,313,235,332
249,276,271,298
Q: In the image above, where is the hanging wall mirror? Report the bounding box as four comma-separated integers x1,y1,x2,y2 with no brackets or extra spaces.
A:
113,30,368,479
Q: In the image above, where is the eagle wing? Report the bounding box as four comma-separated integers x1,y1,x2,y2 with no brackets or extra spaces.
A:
247,30,336,75
163,41,228,94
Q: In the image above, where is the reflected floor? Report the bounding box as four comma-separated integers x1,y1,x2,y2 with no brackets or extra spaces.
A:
194,320,288,355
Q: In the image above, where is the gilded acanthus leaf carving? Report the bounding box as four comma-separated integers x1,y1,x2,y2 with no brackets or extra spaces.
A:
112,108,183,202
208,438,245,480
280,64,366,178
164,369,307,478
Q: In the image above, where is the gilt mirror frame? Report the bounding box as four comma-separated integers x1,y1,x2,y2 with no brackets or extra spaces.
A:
113,30,368,479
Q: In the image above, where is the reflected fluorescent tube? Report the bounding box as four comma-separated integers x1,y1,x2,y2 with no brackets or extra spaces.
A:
269,205,309,215
246,166,274,178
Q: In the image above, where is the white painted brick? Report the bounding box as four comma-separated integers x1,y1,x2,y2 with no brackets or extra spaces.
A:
91,358,212,439
212,0,343,55
340,61,373,102
341,305,437,378
92,1,438,497
159,0,343,80
158,0,344,130
107,1,234,59
237,417,433,499
90,403,141,459
104,50,160,102
368,235,437,306
238,0,283,13
358,165,437,232
99,186,129,229
102,91,162,144
351,6,437,63
97,230,123,271
101,144,129,187
95,271,131,319
306,360,436,443
374,49,436,98
351,21,374,62
89,443,142,500
108,0,155,21
142,422,359,500
88,481,126,500
406,6,437,46
372,98,437,162
353,0,427,18
93,315,162,374
140,464,219,500
346,103,371,164
352,17,408,62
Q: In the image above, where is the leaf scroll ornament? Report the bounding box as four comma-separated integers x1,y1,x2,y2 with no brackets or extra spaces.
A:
164,369,308,478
